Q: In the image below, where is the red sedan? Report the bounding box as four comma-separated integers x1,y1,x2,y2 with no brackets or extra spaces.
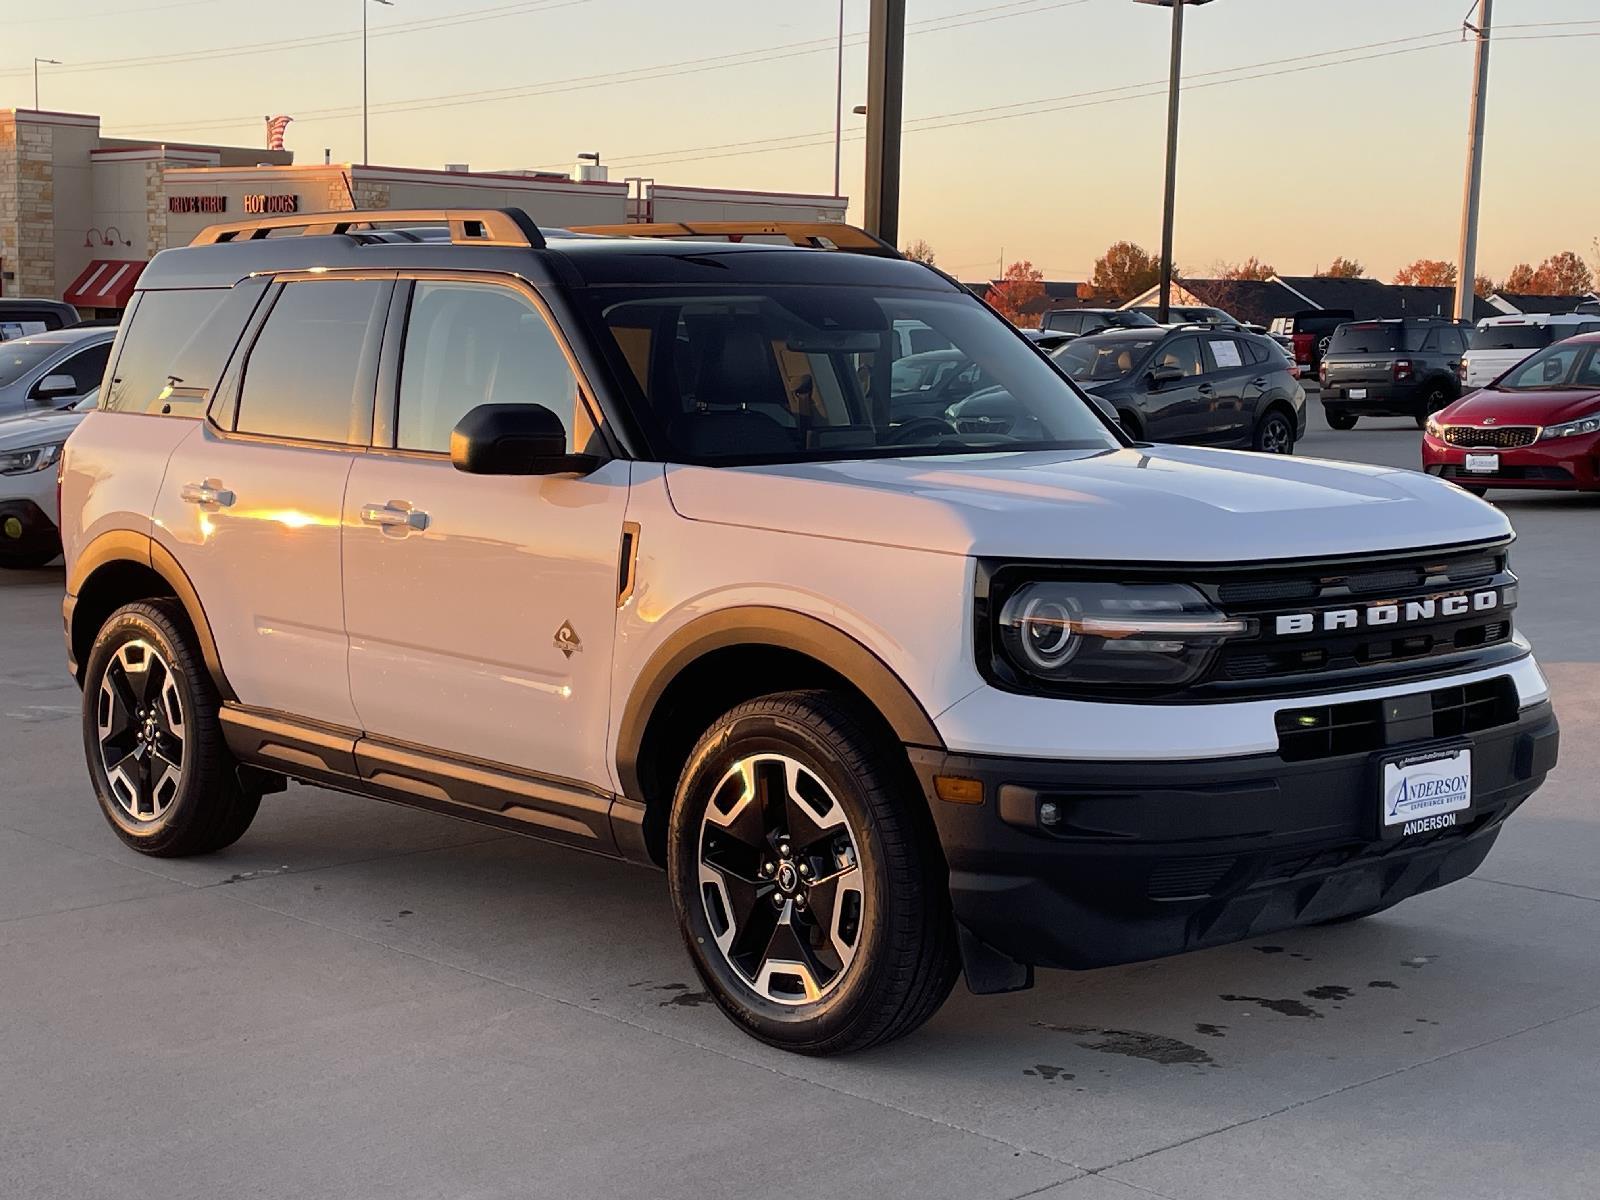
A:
1422,330,1600,495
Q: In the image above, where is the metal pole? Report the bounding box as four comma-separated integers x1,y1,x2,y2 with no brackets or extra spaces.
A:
833,0,845,197
1156,0,1184,324
862,0,905,244
362,0,369,165
1455,0,1493,321
34,60,39,110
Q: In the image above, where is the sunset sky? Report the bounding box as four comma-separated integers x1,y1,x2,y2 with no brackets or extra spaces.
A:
7,0,1595,283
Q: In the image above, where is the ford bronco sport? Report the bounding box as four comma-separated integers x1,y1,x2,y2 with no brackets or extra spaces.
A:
61,210,1559,1055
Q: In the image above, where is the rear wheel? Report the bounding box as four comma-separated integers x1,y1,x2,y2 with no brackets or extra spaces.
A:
1253,408,1295,454
1325,409,1358,431
81,600,261,857
667,690,959,1055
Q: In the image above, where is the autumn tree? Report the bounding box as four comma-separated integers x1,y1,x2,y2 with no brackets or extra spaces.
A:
1502,263,1538,293
903,238,936,265
1084,240,1166,304
985,260,1046,325
1318,256,1365,279
1216,256,1276,281
1530,251,1594,295
1393,259,1458,288
1474,274,1496,298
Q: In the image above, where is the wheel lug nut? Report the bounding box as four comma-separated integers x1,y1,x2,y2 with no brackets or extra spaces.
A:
798,863,810,877
761,862,774,875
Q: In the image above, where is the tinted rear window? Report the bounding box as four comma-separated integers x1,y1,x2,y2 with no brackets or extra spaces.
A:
1328,324,1435,353
104,282,267,415
1468,325,1551,351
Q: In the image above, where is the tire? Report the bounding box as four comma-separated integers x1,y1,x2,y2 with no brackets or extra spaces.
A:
1325,409,1358,431
1459,484,1489,498
81,599,261,857
1253,407,1295,454
1415,382,1455,429
667,690,960,1055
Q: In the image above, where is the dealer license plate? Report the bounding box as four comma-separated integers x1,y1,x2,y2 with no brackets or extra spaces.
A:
1348,388,1367,399
1465,453,1499,474
1382,747,1472,838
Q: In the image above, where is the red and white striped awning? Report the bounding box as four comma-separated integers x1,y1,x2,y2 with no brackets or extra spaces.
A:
63,259,146,309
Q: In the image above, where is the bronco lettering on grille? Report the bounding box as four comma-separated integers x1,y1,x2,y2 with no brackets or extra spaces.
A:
1274,589,1500,636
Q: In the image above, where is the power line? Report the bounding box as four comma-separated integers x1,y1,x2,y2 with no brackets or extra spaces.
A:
105,0,1094,134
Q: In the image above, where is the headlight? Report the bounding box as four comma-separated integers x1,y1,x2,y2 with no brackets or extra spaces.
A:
1424,415,1444,439
0,443,63,476
1540,415,1600,441
995,581,1251,693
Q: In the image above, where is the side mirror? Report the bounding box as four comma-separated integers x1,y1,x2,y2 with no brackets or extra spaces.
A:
32,373,77,401
1085,392,1120,426
450,403,598,476
1543,359,1565,383
1148,364,1183,389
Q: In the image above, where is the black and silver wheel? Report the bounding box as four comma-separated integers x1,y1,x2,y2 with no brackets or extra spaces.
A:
668,691,960,1054
1253,408,1295,454
1325,409,1358,431
82,600,261,857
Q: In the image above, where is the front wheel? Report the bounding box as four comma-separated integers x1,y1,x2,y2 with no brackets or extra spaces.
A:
1415,383,1455,429
81,600,262,857
1253,408,1296,454
667,691,959,1055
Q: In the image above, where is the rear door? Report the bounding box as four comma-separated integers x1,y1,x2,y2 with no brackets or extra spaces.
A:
154,274,391,729
1198,334,1253,444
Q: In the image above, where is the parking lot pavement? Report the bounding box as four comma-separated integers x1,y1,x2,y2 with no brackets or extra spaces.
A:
2,412,1596,1200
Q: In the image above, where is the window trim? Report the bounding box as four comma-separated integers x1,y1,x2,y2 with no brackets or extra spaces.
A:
372,269,610,462
212,270,395,452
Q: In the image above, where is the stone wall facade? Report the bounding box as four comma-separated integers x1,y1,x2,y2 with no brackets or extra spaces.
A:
0,114,60,299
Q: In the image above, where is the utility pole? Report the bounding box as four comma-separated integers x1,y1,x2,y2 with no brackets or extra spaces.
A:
33,58,61,110
862,0,905,245
363,0,394,166
833,0,845,197
1455,0,1493,321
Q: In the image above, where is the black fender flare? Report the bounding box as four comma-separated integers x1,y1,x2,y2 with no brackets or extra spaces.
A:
614,606,944,803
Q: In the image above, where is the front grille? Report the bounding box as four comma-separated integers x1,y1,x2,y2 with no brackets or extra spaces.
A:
1442,425,1538,449
1275,676,1519,762
1437,464,1573,483
1147,856,1237,901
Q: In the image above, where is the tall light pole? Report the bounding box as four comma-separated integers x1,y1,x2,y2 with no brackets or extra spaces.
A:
862,0,905,244
833,0,845,197
1135,0,1213,323
33,58,61,110
1455,0,1493,321
363,0,394,166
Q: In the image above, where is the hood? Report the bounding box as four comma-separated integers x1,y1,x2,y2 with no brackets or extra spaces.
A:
0,407,85,448
663,445,1509,562
1442,387,1600,426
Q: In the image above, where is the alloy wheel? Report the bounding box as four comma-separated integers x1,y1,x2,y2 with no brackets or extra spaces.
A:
97,639,186,822
697,754,865,1006
1260,414,1293,453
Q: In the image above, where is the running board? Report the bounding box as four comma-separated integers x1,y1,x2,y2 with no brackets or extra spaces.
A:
219,704,641,862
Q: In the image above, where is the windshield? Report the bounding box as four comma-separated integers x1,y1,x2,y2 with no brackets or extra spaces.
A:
585,285,1119,464
1052,336,1160,384
1469,325,1551,351
0,341,60,387
1498,341,1600,390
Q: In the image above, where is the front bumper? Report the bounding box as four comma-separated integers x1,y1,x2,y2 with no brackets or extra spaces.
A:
912,696,1557,972
0,498,61,561
1422,431,1600,492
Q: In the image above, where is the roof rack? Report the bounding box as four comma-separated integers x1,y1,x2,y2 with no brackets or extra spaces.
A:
190,207,544,249
568,220,901,258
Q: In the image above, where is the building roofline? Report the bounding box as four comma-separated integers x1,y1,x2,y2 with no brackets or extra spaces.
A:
2,107,100,127
646,182,848,203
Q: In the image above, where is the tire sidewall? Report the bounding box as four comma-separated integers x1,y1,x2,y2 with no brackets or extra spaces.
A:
1256,409,1294,453
81,604,218,853
667,706,895,1049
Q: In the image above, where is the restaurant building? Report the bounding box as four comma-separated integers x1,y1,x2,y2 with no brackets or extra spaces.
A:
1,107,848,319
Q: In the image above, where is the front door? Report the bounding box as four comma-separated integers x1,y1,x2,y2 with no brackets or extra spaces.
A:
1139,335,1208,442
342,276,630,794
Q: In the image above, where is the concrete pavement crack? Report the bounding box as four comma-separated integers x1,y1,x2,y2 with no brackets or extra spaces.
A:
1467,874,1600,905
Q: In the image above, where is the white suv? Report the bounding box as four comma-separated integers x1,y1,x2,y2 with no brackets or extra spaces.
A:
1462,313,1600,389
59,210,1560,1054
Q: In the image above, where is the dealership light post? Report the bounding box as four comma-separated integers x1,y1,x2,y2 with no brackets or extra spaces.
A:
862,0,905,245
833,0,846,197
33,58,61,111
1135,0,1212,324
363,0,394,165
1454,0,1493,322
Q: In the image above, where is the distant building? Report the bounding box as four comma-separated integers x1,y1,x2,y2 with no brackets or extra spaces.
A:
1118,274,1503,325
0,107,847,318
964,280,1092,324
1486,291,1600,316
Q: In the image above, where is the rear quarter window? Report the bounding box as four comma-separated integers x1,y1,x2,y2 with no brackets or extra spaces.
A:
104,280,268,416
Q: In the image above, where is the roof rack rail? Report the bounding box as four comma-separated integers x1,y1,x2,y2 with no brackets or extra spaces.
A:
569,220,901,258
191,207,544,249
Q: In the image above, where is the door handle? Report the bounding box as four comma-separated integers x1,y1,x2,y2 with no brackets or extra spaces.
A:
1251,377,1269,387
179,481,234,507
1198,383,1215,394
360,502,429,532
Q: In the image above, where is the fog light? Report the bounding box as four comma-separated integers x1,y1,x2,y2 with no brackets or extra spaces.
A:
2,517,21,541
1038,801,1062,827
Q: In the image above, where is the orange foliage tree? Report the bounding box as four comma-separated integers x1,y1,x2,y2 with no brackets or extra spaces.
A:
1393,259,1458,288
986,260,1046,325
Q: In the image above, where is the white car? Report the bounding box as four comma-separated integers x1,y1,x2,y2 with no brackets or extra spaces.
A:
58,210,1559,1055
1462,314,1600,389
0,326,116,419
0,389,95,568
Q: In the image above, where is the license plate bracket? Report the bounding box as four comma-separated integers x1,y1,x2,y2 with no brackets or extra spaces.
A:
1378,745,1473,840
1465,453,1499,474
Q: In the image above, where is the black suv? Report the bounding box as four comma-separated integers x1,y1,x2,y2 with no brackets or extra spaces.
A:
1027,324,1306,452
1319,318,1470,429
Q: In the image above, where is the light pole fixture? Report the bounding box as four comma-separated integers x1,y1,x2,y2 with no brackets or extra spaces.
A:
33,58,61,110
363,0,394,166
1134,0,1213,324
862,0,906,244
833,0,846,197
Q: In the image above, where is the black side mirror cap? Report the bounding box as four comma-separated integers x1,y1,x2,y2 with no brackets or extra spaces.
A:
1148,365,1183,388
450,403,599,476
